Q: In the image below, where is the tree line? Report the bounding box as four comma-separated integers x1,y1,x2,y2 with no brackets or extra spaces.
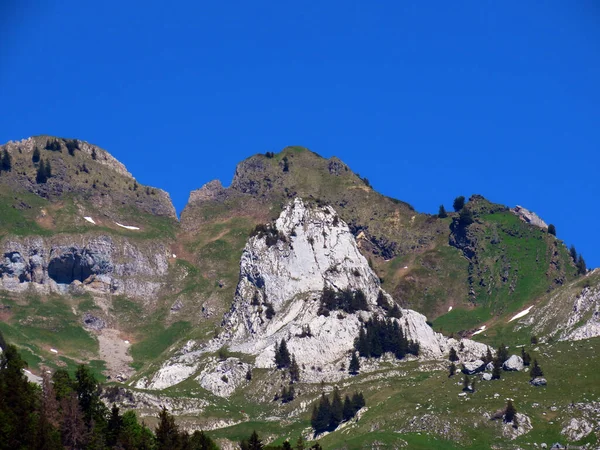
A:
354,315,419,360
0,341,220,449
310,387,365,435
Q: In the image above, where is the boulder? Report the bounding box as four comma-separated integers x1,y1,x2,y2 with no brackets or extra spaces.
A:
485,362,494,371
462,359,486,375
503,355,524,371
530,377,547,386
482,373,492,381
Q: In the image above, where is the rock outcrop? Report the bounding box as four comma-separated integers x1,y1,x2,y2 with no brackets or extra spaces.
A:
503,355,524,371
0,236,170,299
143,198,487,393
511,205,548,229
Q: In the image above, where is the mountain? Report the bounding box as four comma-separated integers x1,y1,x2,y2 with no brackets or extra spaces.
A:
0,136,597,449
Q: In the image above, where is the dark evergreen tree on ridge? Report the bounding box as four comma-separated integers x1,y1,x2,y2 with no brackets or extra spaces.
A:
438,204,448,218
274,339,292,369
349,351,360,375
453,196,465,212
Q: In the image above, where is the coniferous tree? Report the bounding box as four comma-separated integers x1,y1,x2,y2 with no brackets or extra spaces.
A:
504,400,517,423
458,207,474,227
449,347,459,362
289,355,300,383
330,387,343,430
61,393,89,450
91,148,97,160
577,255,587,275
36,158,48,183
497,343,509,364
282,441,293,450
376,290,390,310
438,205,448,218
189,430,219,450
548,224,556,236
1,149,12,172
521,347,531,366
32,146,41,163
247,430,264,450
45,159,52,178
274,339,291,369
155,406,181,450
570,245,578,263
448,362,456,377
530,360,544,379
295,436,305,450
491,358,502,380
453,196,465,212
349,352,360,375
106,403,124,447
351,391,365,411
343,395,354,421
484,347,494,364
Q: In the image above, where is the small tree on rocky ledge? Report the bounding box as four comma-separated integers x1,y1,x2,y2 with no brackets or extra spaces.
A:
504,400,516,424
453,196,465,212
548,224,556,236
491,358,502,380
274,339,291,369
449,347,459,362
349,352,360,375
438,205,448,218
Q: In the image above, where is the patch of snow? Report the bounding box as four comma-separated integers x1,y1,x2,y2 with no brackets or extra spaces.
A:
124,340,130,345
115,222,140,230
50,348,58,354
509,306,533,322
472,325,486,335
448,306,453,312
403,266,408,269
84,216,96,224
172,254,177,258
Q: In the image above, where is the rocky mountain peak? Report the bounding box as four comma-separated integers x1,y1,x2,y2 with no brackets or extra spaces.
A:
143,198,486,392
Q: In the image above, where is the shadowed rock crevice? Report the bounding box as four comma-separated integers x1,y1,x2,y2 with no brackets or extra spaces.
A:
48,248,112,284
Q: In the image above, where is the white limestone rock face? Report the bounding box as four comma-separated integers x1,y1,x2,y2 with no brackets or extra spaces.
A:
561,417,593,442
503,355,524,371
146,198,487,392
195,358,251,397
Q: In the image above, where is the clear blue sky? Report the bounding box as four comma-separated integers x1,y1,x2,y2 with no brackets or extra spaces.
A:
1,1,598,267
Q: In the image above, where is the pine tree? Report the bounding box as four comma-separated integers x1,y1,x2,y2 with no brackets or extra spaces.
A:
1,149,12,172
484,347,494,364
497,343,509,364
448,362,456,377
155,406,181,450
453,196,465,212
282,441,293,450
570,245,578,262
330,387,343,430
289,355,300,383
438,205,448,218
36,159,48,183
349,352,360,375
351,391,365,411
106,403,124,447
91,148,97,160
491,357,502,380
246,369,252,381
32,146,40,163
548,224,556,236
275,339,291,369
295,436,305,450
521,347,531,366
577,255,587,275
45,159,52,178
343,395,354,421
504,400,517,423
458,207,474,227
449,347,459,362
530,359,544,379
189,430,219,450
61,393,89,450
247,430,263,450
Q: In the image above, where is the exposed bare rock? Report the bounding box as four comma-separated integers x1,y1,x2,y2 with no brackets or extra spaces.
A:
144,198,488,392
0,235,169,299
511,205,548,229
503,355,524,371
561,417,593,441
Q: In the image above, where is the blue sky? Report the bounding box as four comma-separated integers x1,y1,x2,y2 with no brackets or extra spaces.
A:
1,1,599,267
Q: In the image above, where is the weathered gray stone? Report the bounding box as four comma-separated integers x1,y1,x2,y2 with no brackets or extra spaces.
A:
482,372,492,381
503,355,524,371
462,359,486,375
530,377,547,386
